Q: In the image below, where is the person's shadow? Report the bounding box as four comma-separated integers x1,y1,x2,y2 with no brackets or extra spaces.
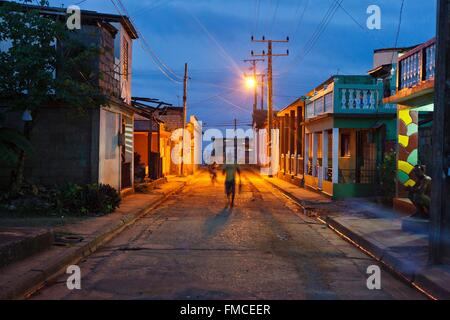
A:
203,207,233,237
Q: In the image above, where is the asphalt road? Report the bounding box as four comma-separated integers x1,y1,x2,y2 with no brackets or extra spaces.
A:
31,170,425,300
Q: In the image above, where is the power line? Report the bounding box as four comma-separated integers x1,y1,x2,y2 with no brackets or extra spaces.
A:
269,0,280,36
334,1,387,48
109,0,183,84
217,96,252,114
291,0,342,65
115,0,182,81
255,0,261,35
292,0,309,37
391,0,406,64
130,0,172,17
189,89,238,106
300,0,341,62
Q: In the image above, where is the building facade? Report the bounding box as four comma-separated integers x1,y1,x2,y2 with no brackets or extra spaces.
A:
384,38,436,213
302,75,397,199
275,98,305,185
0,5,139,193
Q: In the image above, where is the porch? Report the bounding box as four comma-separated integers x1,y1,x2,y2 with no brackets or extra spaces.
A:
303,127,380,199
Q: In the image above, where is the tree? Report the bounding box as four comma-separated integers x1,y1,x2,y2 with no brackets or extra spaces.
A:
0,113,33,165
0,0,107,193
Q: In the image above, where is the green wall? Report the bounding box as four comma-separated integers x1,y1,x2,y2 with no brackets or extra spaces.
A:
332,184,378,200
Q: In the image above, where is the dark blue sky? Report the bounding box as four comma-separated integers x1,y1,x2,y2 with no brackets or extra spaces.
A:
52,0,436,128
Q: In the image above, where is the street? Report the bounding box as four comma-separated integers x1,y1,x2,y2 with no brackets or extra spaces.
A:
31,170,424,300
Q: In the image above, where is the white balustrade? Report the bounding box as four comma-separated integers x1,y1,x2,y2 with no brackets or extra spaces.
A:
340,88,379,110
341,89,347,109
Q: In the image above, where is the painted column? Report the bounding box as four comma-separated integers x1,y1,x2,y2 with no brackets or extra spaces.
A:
304,133,310,175
322,130,329,183
285,114,290,173
290,110,296,175
312,132,318,177
397,107,419,196
332,128,339,183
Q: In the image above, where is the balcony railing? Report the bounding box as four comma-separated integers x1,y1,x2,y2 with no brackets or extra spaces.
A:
398,38,436,91
340,88,379,110
306,85,390,119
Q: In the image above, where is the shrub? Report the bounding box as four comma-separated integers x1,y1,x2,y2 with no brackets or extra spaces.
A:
82,183,121,215
0,182,121,216
55,183,121,216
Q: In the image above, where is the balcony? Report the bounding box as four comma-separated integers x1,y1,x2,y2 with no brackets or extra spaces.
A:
305,79,394,121
384,38,436,106
398,38,436,91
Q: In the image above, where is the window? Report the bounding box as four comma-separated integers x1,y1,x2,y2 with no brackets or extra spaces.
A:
314,97,324,115
122,38,129,81
324,92,333,113
340,134,351,157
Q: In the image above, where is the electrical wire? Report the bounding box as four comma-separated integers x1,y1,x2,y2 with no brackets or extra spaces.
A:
115,0,183,81
390,0,406,64
299,0,342,63
289,0,342,67
217,96,252,114
292,0,309,38
334,1,387,48
109,0,183,84
269,0,280,37
255,0,261,35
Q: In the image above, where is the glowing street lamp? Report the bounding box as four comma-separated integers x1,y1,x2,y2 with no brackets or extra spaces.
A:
245,76,256,89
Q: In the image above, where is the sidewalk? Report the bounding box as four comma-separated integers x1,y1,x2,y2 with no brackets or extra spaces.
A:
263,175,450,300
0,174,198,300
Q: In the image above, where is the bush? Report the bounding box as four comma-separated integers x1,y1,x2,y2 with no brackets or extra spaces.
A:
56,183,121,216
0,182,121,216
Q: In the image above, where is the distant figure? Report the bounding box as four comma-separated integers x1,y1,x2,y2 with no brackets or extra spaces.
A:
408,165,431,219
209,161,218,185
222,163,241,208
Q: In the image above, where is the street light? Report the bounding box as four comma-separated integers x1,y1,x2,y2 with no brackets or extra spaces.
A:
245,76,256,89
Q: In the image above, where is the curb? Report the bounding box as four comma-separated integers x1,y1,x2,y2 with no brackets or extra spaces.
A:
261,176,445,300
0,229,54,269
324,215,446,299
2,176,196,300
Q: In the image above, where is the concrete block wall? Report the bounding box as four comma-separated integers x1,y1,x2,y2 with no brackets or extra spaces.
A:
0,107,97,189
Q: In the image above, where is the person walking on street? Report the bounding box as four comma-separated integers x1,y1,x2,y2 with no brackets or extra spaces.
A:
222,163,241,208
209,161,218,185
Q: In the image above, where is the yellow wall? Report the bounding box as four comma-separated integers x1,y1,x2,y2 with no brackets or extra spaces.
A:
338,129,357,171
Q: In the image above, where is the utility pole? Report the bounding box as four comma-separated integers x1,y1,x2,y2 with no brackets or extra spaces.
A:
259,73,265,110
243,58,264,113
251,36,289,175
234,118,237,164
430,0,450,264
180,63,188,176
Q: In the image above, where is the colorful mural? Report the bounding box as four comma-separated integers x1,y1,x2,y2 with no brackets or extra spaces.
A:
397,109,419,187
